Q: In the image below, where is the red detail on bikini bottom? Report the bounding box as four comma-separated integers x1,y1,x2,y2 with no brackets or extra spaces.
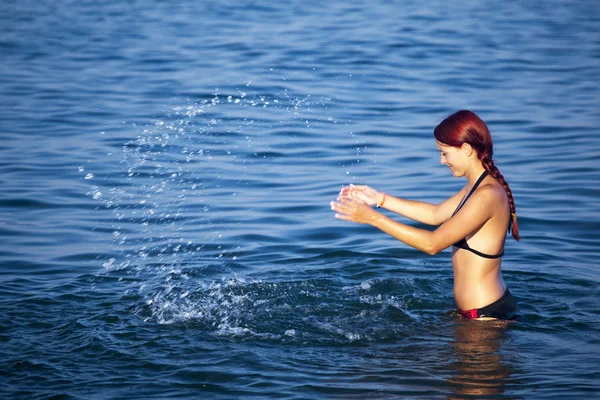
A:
459,308,479,319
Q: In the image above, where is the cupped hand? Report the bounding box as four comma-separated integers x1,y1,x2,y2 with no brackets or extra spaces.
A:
338,184,379,206
331,195,378,225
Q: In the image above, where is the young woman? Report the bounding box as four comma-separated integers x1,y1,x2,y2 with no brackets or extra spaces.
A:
331,110,520,320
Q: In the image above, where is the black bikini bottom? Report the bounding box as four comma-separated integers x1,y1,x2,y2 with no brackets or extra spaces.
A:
459,289,519,320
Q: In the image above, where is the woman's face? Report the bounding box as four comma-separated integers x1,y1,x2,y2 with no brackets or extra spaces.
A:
436,141,466,177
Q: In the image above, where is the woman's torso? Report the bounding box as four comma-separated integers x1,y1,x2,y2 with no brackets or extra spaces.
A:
451,176,511,310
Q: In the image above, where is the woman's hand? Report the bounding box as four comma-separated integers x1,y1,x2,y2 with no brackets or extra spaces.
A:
331,195,378,225
339,184,379,206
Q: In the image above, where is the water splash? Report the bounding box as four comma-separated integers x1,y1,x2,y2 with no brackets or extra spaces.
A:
80,87,370,339
133,272,425,343
84,88,335,265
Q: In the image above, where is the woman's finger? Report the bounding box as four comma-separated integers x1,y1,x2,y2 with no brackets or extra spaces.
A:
331,199,355,218
334,213,352,221
330,200,348,214
340,185,368,196
337,196,355,206
339,187,351,196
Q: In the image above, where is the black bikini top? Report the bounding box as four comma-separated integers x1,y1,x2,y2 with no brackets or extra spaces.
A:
451,170,504,259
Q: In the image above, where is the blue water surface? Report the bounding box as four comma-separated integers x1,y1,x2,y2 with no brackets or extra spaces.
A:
1,1,599,398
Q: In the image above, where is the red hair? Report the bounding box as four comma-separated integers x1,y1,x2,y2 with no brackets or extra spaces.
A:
434,110,520,241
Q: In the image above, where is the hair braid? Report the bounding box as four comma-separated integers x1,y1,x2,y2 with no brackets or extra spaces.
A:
480,154,520,241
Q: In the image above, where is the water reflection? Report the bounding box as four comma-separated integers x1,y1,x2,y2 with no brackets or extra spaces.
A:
447,319,515,399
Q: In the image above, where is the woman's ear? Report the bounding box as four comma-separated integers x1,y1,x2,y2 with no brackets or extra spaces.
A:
460,143,473,157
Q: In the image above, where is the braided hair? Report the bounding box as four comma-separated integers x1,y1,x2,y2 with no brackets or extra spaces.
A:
434,110,520,241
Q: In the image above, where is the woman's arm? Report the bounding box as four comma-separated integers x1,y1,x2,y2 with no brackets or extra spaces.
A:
332,186,496,255
341,184,468,225
378,189,467,225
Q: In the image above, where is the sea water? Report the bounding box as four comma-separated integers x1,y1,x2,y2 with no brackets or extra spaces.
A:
1,1,599,398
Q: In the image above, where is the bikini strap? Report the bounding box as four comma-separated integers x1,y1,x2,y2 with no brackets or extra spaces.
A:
453,170,489,216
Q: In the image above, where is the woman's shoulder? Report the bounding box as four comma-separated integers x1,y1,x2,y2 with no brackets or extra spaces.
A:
477,179,509,208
